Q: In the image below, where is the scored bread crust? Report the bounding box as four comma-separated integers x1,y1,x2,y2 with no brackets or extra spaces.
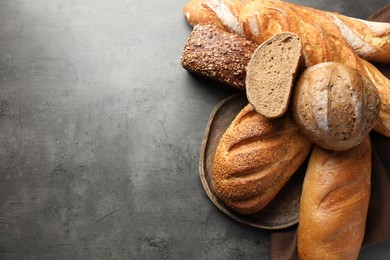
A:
292,62,381,151
246,32,302,119
213,104,312,214
183,0,247,37
183,0,390,63
298,137,371,259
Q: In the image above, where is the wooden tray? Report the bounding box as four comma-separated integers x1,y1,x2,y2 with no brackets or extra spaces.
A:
199,93,308,229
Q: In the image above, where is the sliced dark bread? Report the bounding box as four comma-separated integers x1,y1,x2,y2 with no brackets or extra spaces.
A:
246,32,302,118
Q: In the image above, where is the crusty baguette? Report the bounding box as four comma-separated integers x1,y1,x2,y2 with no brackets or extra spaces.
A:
183,0,390,137
184,0,246,37
298,137,371,259
183,0,390,63
181,24,257,90
246,32,302,118
213,104,312,214
292,62,381,151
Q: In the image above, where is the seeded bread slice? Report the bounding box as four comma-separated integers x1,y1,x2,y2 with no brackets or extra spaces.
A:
246,33,302,118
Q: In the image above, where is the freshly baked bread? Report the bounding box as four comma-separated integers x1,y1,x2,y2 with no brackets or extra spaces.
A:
298,137,371,259
291,62,381,151
183,0,390,137
213,104,312,214
184,0,246,37
181,24,257,90
246,32,302,118
183,0,390,63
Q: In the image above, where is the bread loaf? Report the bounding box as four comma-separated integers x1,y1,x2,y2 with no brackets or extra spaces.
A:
183,0,390,63
298,137,371,259
181,24,257,90
183,0,390,137
213,104,312,214
291,62,381,151
246,32,302,118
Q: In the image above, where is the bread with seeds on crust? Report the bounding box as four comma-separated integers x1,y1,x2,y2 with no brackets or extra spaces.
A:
181,24,257,90
213,104,312,214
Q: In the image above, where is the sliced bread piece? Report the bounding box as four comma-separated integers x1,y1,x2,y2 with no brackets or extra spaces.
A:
246,32,302,118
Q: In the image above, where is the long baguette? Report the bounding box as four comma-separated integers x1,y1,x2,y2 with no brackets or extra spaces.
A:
184,0,390,63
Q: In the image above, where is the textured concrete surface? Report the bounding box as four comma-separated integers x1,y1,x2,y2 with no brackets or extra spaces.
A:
0,0,389,259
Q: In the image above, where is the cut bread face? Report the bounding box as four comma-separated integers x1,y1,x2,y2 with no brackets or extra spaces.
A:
246,32,302,119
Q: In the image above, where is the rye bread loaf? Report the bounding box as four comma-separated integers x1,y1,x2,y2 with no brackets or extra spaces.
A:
181,24,257,90
246,32,302,118
291,62,381,151
298,137,371,259
213,104,312,214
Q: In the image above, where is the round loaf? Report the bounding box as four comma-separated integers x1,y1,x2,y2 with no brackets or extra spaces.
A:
291,62,381,151
213,104,312,214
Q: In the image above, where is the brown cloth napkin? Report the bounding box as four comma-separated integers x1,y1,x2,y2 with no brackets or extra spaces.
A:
269,5,390,259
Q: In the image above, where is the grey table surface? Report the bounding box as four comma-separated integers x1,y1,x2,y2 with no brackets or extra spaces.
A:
0,0,389,259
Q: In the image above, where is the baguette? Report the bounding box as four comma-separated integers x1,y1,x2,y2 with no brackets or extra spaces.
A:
184,0,390,63
213,104,312,214
183,0,390,137
298,137,371,259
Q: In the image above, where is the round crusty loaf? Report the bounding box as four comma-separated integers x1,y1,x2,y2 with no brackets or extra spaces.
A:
213,104,312,214
291,62,381,151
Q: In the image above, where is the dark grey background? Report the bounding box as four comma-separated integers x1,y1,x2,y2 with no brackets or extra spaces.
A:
0,0,389,259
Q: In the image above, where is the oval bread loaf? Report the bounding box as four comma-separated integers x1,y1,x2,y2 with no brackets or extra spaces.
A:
292,62,380,151
213,104,312,214
298,137,371,260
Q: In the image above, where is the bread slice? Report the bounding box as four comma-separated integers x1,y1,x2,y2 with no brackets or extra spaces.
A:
181,24,257,90
246,32,302,118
